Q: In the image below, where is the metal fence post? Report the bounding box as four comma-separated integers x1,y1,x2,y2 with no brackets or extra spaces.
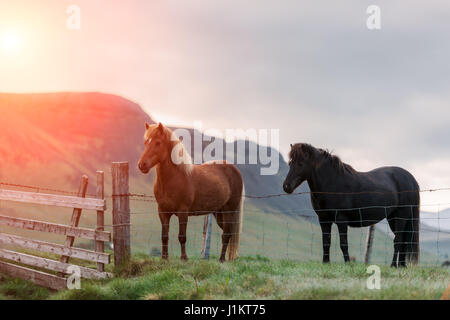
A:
201,213,213,259
365,225,375,264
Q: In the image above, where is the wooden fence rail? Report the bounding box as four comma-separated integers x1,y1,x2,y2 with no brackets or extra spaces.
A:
0,172,112,290
0,189,106,211
0,215,111,241
0,249,109,279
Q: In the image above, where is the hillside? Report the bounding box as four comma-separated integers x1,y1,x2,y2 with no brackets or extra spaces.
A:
0,92,445,266
0,92,311,213
0,92,154,194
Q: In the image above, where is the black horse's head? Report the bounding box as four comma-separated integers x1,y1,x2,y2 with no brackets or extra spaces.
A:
283,143,315,194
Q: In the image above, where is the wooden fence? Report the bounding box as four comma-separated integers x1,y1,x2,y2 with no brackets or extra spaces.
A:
0,171,113,290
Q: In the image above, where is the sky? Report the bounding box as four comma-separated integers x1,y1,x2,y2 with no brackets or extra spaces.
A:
1,0,450,210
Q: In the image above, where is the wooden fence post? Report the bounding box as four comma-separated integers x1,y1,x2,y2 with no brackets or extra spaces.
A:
95,171,105,272
201,213,213,259
364,225,375,264
111,162,130,267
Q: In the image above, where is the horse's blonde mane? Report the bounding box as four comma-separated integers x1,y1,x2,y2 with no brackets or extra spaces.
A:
144,123,193,175
170,131,194,175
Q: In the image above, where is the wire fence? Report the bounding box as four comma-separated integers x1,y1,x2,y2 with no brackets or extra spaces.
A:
1,180,450,267
109,195,450,267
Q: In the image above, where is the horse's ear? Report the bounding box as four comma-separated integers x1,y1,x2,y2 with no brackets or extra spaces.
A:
157,122,163,131
290,143,293,148
145,122,150,130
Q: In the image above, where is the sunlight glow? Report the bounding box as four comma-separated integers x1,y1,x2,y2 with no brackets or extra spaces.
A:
1,30,22,55
151,112,191,127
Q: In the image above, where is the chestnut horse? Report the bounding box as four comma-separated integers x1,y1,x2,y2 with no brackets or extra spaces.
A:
138,122,244,262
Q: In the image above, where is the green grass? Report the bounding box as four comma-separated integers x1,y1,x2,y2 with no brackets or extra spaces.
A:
0,255,448,300
0,190,445,300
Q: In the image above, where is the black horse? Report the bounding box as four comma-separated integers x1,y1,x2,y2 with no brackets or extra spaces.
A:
283,143,420,267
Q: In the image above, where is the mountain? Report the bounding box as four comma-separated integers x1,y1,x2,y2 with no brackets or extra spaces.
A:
420,209,450,232
0,92,311,215
1,92,446,265
0,92,152,192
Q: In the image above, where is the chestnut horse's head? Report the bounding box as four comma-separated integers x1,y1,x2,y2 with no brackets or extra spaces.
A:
138,122,172,174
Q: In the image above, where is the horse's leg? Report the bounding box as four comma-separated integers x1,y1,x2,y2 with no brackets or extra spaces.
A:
337,223,350,263
219,212,232,263
388,216,400,268
159,212,172,260
178,213,189,260
319,217,332,264
396,215,408,267
215,212,230,262
215,212,224,230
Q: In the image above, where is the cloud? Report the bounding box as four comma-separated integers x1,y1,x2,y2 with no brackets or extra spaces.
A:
149,1,450,203
2,0,450,207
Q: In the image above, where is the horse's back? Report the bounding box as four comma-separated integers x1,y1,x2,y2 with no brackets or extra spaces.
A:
314,166,419,215
365,166,419,204
190,161,243,213
197,160,243,185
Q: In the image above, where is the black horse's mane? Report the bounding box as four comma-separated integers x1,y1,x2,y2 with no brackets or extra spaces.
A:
289,143,356,174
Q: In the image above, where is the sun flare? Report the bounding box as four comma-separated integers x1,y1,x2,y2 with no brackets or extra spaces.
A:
1,30,22,55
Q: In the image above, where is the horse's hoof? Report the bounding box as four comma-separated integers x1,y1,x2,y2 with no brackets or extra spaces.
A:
161,255,169,260
219,258,225,263
181,256,188,261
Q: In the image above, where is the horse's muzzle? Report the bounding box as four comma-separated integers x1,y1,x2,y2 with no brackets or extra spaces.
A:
138,162,149,174
283,182,293,194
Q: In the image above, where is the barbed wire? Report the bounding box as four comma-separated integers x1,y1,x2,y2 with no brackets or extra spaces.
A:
101,219,450,235
111,187,450,200
119,203,450,216
2,179,450,200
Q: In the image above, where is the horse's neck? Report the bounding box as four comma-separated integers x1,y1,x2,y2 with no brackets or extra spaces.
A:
155,158,189,194
307,161,348,192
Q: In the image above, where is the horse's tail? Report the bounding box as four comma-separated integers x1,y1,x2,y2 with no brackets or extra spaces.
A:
227,184,244,261
408,197,420,264
408,202,420,264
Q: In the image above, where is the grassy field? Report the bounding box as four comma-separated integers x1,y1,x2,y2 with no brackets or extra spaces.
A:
0,255,448,300
124,201,437,265
0,190,446,300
